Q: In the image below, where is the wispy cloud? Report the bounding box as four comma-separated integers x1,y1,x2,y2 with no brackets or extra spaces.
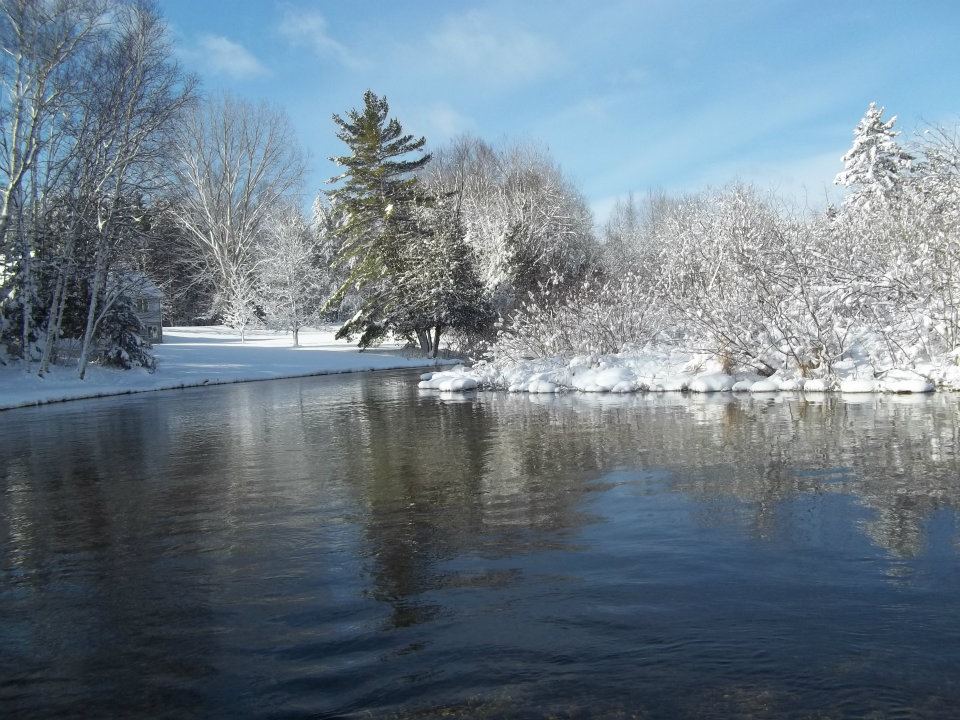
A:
429,10,562,88
186,34,269,79
277,7,361,68
422,102,473,141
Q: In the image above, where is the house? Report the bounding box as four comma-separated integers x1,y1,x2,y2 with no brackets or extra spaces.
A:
131,275,164,343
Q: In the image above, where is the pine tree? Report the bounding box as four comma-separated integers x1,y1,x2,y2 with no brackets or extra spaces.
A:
835,102,913,210
326,90,431,345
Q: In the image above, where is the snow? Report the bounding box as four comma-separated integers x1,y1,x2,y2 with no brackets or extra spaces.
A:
840,378,878,393
749,378,781,393
0,326,453,411
688,373,736,393
413,344,958,396
803,378,833,392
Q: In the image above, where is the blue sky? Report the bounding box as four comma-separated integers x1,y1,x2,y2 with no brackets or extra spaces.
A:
161,0,960,220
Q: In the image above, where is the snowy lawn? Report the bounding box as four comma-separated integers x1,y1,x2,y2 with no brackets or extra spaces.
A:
0,326,453,410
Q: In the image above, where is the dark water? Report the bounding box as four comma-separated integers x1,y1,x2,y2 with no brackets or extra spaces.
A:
2,373,960,719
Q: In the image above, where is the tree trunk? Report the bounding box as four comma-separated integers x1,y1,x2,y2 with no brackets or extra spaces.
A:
77,260,107,380
416,329,431,355
431,325,442,359
39,268,69,375
19,216,32,372
292,327,299,347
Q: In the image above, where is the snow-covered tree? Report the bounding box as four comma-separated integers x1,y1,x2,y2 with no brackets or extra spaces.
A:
388,199,494,357
174,94,304,343
258,205,324,347
835,102,913,210
423,136,595,312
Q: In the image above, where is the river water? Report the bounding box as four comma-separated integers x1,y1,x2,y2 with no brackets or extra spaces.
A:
2,371,960,719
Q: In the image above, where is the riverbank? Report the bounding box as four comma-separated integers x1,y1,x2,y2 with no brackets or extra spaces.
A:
418,346,960,394
0,326,452,411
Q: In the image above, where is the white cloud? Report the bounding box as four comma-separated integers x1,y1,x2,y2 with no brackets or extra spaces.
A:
430,10,562,87
277,7,361,68
192,34,268,79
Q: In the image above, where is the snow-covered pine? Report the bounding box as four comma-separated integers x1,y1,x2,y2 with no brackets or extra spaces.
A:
835,102,913,211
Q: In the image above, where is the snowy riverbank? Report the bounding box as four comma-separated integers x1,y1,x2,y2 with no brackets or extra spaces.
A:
0,326,452,411
418,346,960,395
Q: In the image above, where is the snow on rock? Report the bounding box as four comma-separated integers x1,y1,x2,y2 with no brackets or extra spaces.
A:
409,343,960,397
749,378,781,392
688,373,735,393
571,366,638,393
418,368,479,392
528,379,559,393
879,369,934,394
803,378,834,392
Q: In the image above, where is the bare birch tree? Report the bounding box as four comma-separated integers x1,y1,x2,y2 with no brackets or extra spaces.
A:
0,0,104,370
72,2,192,379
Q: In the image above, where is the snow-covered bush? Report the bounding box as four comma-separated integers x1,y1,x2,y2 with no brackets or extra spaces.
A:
489,273,661,361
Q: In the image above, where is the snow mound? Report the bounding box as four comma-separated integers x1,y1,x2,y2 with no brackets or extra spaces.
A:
803,378,834,392
879,369,934,394
418,369,478,392
688,373,735,393
571,366,638,392
750,378,780,393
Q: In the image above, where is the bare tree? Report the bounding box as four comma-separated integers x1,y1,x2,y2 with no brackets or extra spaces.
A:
173,93,304,342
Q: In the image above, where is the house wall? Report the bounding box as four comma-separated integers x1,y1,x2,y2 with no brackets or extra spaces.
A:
134,296,163,343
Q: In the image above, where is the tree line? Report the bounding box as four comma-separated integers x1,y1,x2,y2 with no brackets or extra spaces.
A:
1,0,957,380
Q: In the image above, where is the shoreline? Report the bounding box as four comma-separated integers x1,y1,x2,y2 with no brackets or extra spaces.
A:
0,326,454,412
1,362,453,412
417,350,960,395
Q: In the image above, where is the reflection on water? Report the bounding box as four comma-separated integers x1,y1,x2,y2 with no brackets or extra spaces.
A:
2,374,960,718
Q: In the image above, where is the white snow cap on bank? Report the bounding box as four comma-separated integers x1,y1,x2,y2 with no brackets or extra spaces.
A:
416,345,951,396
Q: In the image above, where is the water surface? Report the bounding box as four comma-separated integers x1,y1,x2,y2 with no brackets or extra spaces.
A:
2,372,960,718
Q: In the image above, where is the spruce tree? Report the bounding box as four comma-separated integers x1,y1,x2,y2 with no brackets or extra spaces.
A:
835,102,913,211
326,91,431,345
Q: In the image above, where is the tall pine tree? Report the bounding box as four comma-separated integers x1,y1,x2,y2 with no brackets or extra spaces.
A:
326,91,430,346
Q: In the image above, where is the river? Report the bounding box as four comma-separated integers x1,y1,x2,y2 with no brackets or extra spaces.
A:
2,371,959,718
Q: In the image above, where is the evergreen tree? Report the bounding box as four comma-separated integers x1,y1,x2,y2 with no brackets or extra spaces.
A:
835,102,913,210
390,200,494,357
326,90,431,344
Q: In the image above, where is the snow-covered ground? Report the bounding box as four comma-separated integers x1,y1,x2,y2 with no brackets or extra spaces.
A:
419,345,960,395
0,326,452,411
